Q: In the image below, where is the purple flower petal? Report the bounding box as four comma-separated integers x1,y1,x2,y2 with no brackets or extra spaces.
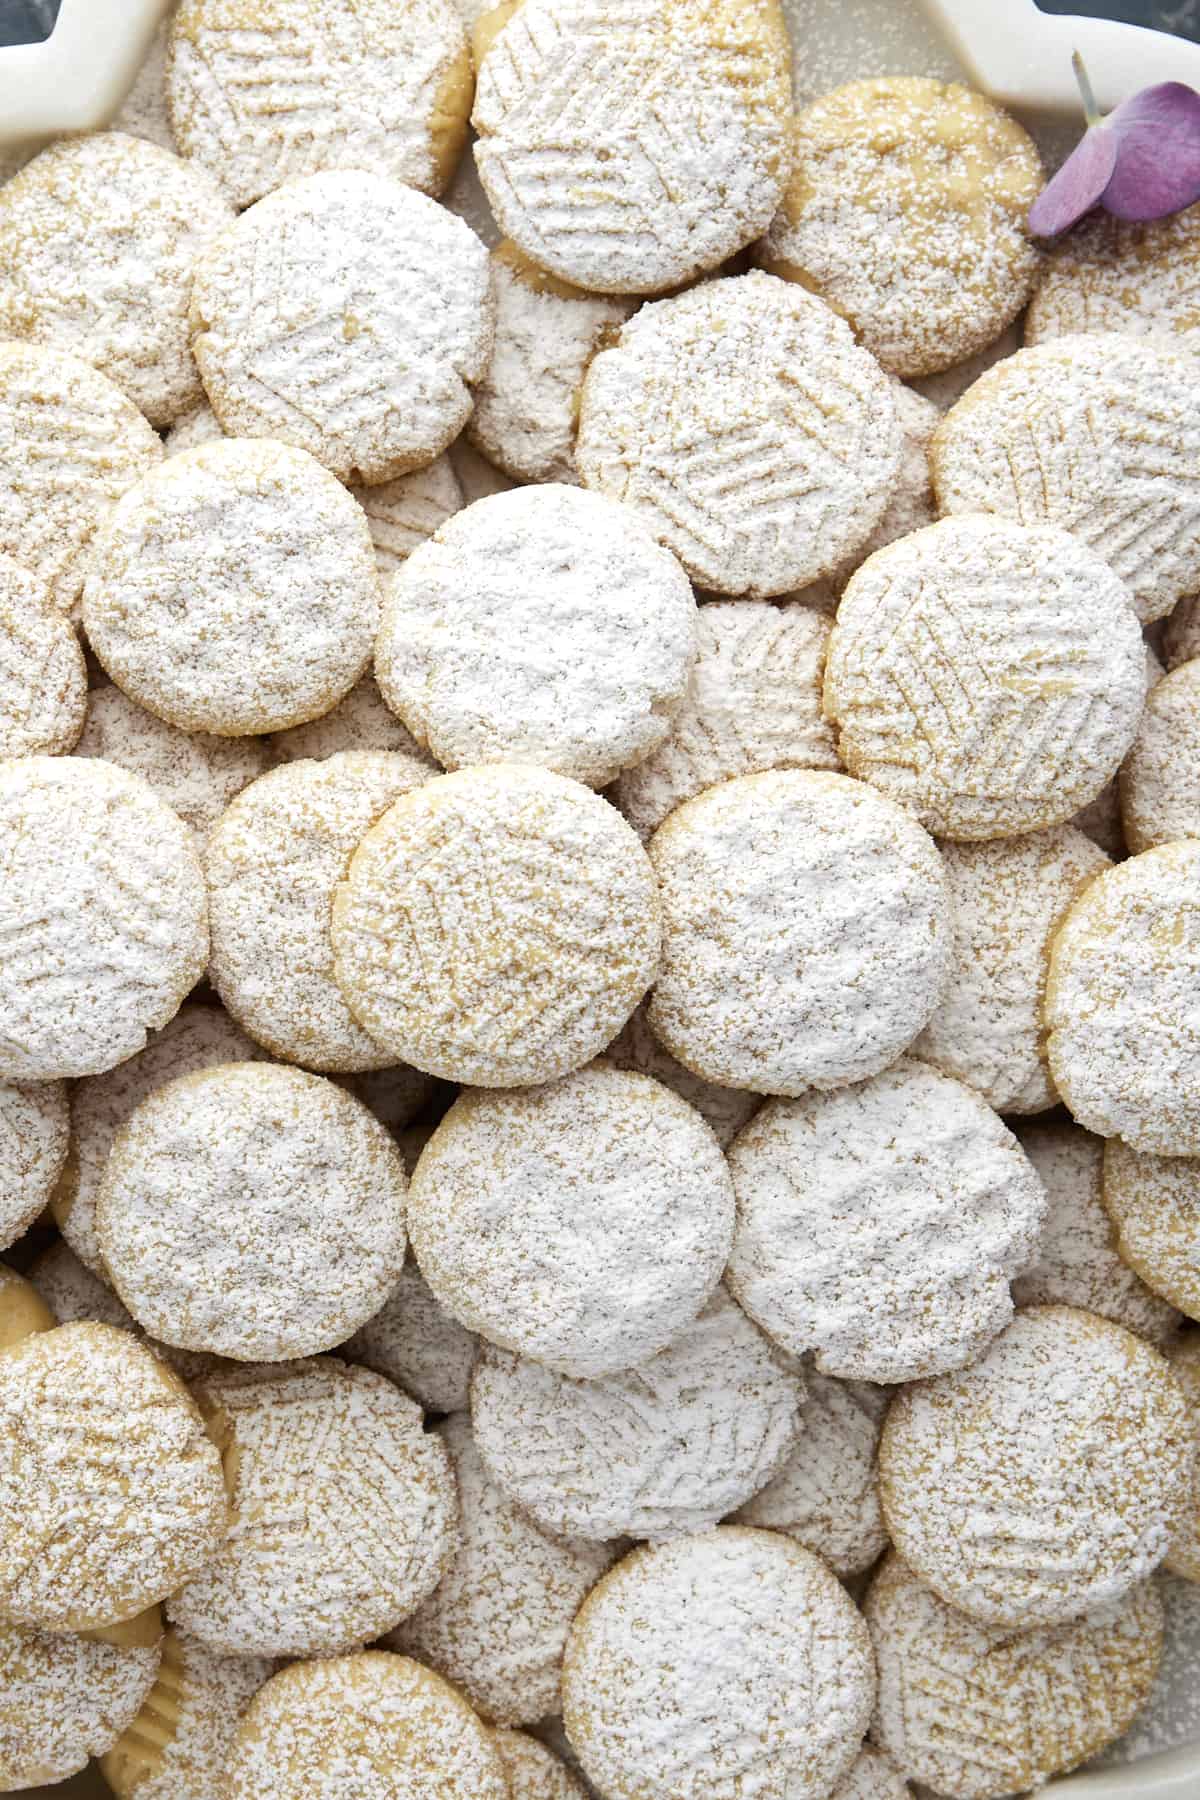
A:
1028,125,1118,236
1102,82,1200,221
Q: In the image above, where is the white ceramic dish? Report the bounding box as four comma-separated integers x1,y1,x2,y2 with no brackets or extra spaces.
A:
0,0,169,151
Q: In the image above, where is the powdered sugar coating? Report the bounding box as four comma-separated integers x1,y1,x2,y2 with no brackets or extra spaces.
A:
0,1610,161,1787
449,434,519,503
408,1065,733,1378
604,1002,761,1147
866,1554,1164,1799
0,555,85,756
377,485,696,785
833,1748,909,1800
648,769,950,1096
1045,843,1200,1156
331,763,661,1087
1165,1337,1200,1582
1121,659,1200,853
614,600,839,840
880,1305,1193,1629
0,757,207,1081
827,381,938,589
0,1077,67,1253
470,1287,804,1541
932,334,1200,624
98,1063,408,1361
1103,1140,1200,1323
494,1729,590,1800
387,1412,612,1723
342,1259,478,1415
1071,640,1164,860
271,674,431,766
76,685,268,839
30,1241,142,1338
354,455,465,578
563,1529,875,1800
191,172,493,484
1027,204,1200,353
577,274,901,595
167,1359,458,1657
825,516,1146,840
0,133,233,427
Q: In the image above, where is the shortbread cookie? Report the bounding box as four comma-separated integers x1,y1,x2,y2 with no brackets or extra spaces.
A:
0,1609,162,1788
758,78,1042,377
376,485,696,784
168,1359,457,1657
387,1412,611,1723
1072,641,1164,860
728,1061,1045,1382
931,334,1200,623
0,1322,227,1630
0,555,86,756
0,133,232,426
207,753,433,1071
0,1077,67,1254
1045,843,1200,1156
1121,660,1200,852
0,340,161,613
834,1749,909,1800
85,439,380,736
577,274,900,595
101,1628,274,1800
866,1553,1164,1799
99,1063,408,1362
1014,1122,1181,1345
563,1530,874,1800
648,770,949,1095
1165,1336,1200,1581
828,381,938,588
342,1259,478,1415
0,1264,54,1355
408,1065,733,1377
913,826,1110,1114
191,172,493,484
29,1242,141,1339
331,763,661,1085
494,1729,589,1800
76,685,268,839
734,1369,889,1577
270,674,429,766
880,1305,1192,1628
0,757,207,1082
355,454,465,577
604,1001,761,1148
1166,592,1200,670
225,1652,510,1800
472,0,792,294
468,242,636,483
1103,1140,1200,1322
614,599,839,840
1027,205,1200,352
169,0,472,208
470,1287,804,1541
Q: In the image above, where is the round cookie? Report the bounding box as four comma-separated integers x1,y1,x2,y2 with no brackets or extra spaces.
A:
470,1287,804,1541
1103,1140,1200,1322
0,1608,162,1788
76,685,268,840
331,763,661,1086
1165,1335,1200,1582
0,340,162,612
827,380,938,589
1121,659,1200,852
386,1412,612,1723
614,599,839,841
879,1305,1193,1628
913,825,1110,1113
758,78,1041,377
1027,204,1200,353
727,1061,1046,1381
0,1264,54,1355
1045,842,1200,1156
0,1077,67,1254
225,1651,510,1800
0,1322,227,1630
494,1729,589,1800
1014,1122,1181,1345
0,554,86,757
0,757,207,1082
563,1530,875,1800
191,172,493,484
824,516,1145,839
471,0,792,294
734,1369,889,1578
98,1063,408,1362
0,133,233,426
866,1553,1164,1799
83,438,380,736
647,770,950,1096
603,1001,761,1148
376,485,696,785
207,753,433,1071
577,274,901,595
271,674,430,766
342,1259,478,1415
1166,591,1200,670
931,334,1200,624
407,1065,733,1378
168,0,472,208
167,1358,458,1657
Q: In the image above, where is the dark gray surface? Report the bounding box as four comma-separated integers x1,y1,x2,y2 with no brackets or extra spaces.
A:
1036,0,1200,44
0,0,62,46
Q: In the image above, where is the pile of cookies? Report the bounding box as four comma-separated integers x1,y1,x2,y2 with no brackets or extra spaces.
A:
2,1,1200,1796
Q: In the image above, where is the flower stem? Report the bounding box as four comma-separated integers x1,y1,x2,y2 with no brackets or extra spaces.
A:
1072,50,1102,127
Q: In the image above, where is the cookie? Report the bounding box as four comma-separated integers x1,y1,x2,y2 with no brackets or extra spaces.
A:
0,1264,54,1355
354,454,465,578
169,0,472,208
494,1729,590,1800
832,1749,910,1800
577,273,901,595
341,1258,478,1415
647,770,950,1095
376,485,696,784
562,1529,874,1800
0,133,233,426
0,1076,67,1254
100,1628,273,1800
880,1305,1192,1628
603,1001,761,1148
191,172,493,484
1165,1336,1200,1582
910,320,1021,412
1072,641,1164,860
76,685,268,840
98,1063,408,1363
931,334,1200,624
270,674,430,766
1102,1140,1200,1322
407,1065,733,1378
0,554,85,757
0,757,207,1082
1121,659,1200,852
757,78,1041,377
469,1287,804,1540
167,1358,458,1657
827,380,938,587
0,1607,162,1788
29,1242,141,1340
331,763,661,1086
471,0,792,294
1027,204,1200,353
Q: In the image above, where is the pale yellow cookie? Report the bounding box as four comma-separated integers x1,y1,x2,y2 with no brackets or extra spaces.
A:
828,381,939,588
494,1729,590,1800
0,1076,67,1254
1165,1335,1200,1582
0,1263,55,1355
0,1606,163,1789
1027,204,1200,353
76,685,268,839
1121,659,1200,852
0,554,85,757
832,1748,910,1800
603,1001,761,1148
342,1258,478,1415
1103,1139,1200,1323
